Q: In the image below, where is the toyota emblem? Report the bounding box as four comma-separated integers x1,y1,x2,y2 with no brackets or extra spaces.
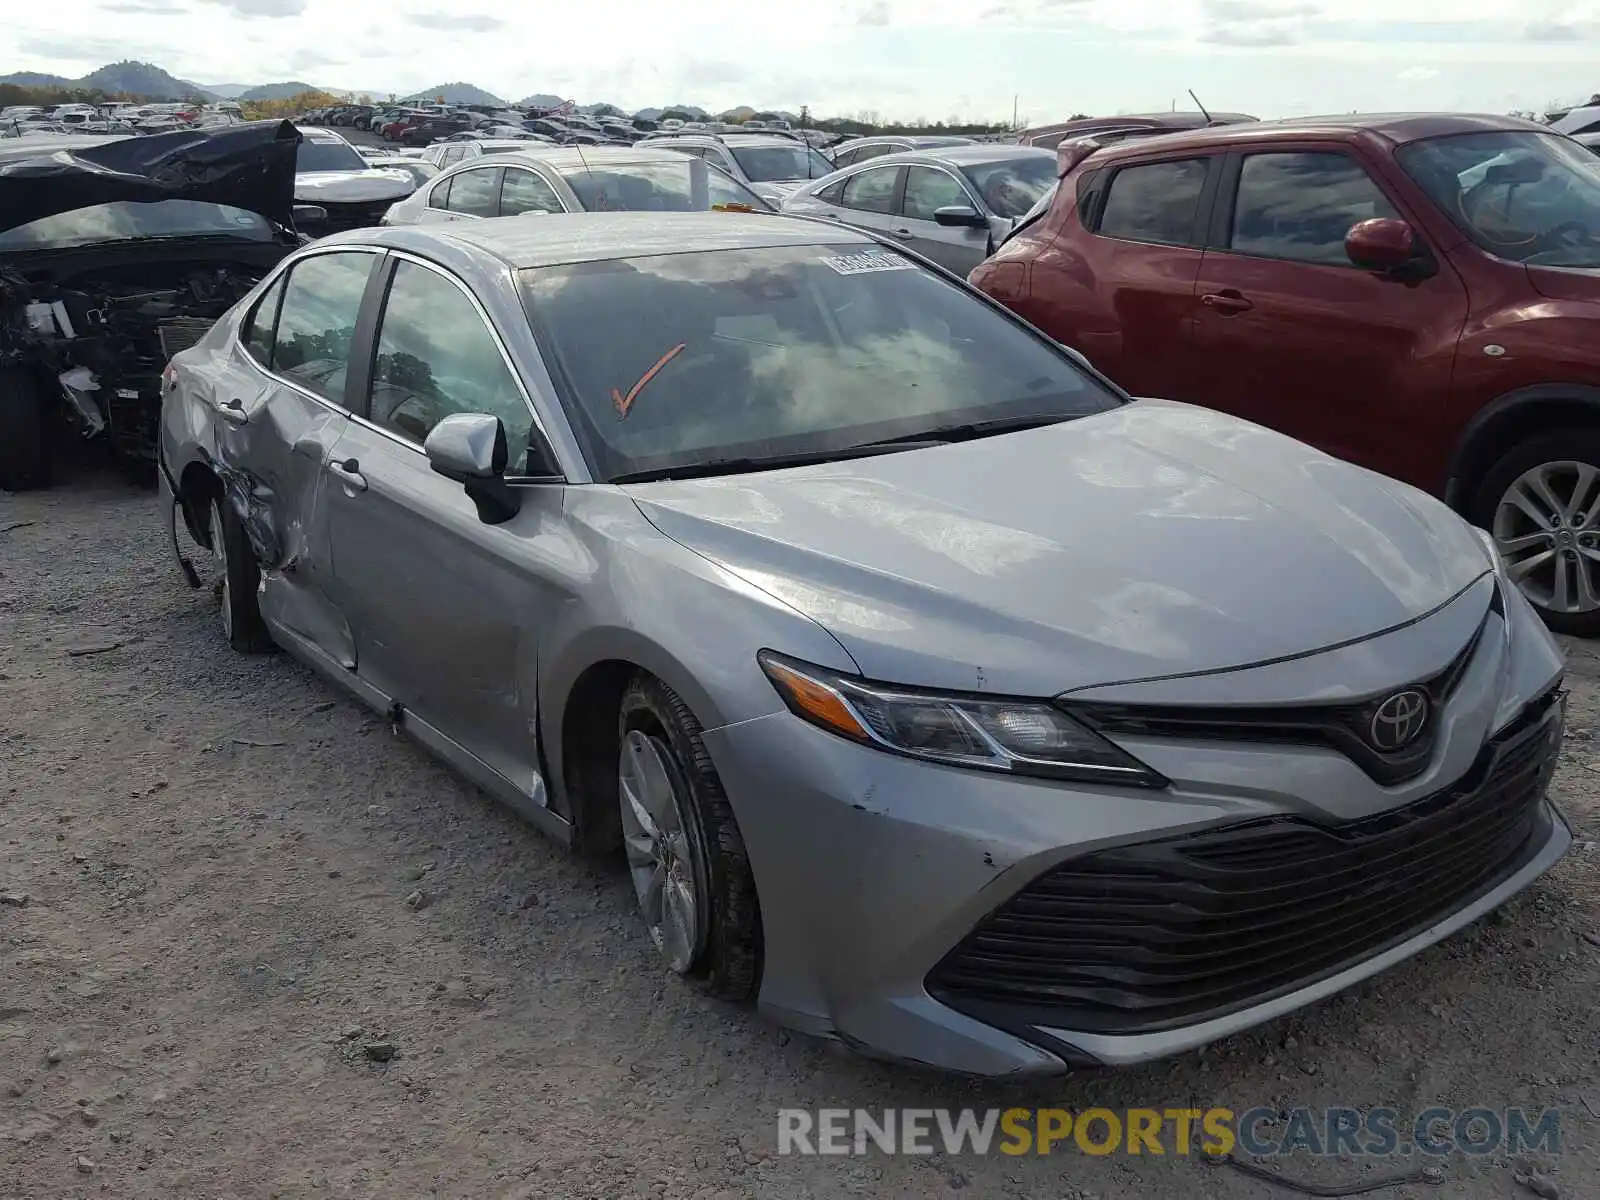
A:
1370,689,1429,752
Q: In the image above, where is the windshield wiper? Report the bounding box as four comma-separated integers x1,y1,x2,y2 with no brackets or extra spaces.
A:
611,440,940,483
850,412,1071,449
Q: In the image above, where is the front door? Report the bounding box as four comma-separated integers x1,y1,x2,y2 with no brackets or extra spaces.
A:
898,164,989,274
1186,148,1470,480
323,255,559,799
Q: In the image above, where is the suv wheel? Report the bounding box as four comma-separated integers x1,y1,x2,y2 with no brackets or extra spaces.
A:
616,674,761,999
1473,430,1600,636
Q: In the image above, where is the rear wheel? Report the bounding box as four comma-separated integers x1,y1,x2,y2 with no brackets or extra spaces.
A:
0,369,53,492
616,674,761,1000
207,495,273,653
1472,430,1600,637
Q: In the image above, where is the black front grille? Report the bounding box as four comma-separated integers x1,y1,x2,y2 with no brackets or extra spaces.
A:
316,199,394,232
158,316,216,359
1072,617,1486,786
927,689,1563,1037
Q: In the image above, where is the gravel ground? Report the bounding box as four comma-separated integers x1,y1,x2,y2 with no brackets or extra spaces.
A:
2,466,1598,1200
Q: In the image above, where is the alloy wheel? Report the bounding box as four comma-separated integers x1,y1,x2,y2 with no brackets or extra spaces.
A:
1493,459,1600,615
618,729,704,973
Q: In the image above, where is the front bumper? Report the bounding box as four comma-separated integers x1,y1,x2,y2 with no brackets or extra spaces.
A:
703,627,1568,1076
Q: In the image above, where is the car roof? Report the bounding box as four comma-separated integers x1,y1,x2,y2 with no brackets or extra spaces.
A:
341,210,875,269
296,126,350,143
1086,111,1550,162
0,133,129,162
862,144,1055,169
467,146,702,171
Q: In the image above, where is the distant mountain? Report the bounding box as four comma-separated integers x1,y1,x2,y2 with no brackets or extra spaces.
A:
0,60,213,100
237,81,319,102
198,83,252,99
519,93,564,109
0,70,74,88
401,82,505,106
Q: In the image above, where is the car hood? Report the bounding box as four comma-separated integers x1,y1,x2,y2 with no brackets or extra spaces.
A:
295,169,416,203
631,400,1493,696
0,118,300,234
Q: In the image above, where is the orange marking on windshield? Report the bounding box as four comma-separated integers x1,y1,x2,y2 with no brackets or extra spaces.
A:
613,342,687,418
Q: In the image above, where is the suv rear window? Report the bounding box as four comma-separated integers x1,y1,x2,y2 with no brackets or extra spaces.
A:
1097,159,1210,247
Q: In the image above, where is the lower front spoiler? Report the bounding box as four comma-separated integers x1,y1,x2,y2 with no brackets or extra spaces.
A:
1029,797,1573,1068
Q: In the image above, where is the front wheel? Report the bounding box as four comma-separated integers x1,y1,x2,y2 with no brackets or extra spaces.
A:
616,675,761,1000
1472,430,1600,637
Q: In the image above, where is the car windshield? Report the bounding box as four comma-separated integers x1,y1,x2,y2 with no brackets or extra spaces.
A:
0,199,276,251
553,160,771,212
730,144,835,181
961,155,1058,219
520,243,1118,482
1397,131,1600,268
296,138,367,173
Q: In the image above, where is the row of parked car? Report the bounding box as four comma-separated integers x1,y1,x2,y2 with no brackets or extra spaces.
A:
0,111,1577,1080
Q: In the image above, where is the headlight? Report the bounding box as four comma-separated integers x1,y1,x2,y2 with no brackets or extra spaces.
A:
758,651,1167,788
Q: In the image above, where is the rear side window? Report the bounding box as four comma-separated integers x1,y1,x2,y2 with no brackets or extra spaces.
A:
270,251,374,406
500,169,564,216
815,178,847,205
446,168,501,216
426,177,452,209
241,274,286,366
1229,152,1400,266
1097,159,1211,247
842,166,900,214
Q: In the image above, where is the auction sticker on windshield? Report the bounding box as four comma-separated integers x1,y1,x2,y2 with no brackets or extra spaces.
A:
819,251,916,275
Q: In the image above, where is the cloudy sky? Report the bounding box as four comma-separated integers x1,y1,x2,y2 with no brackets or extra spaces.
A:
6,0,1600,122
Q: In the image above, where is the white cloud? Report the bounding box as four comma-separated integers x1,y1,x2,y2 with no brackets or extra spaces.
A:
4,0,1600,122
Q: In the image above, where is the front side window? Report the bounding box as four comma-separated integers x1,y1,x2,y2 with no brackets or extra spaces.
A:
0,200,277,251
500,169,565,216
368,261,534,470
1230,152,1400,265
902,167,972,221
1398,130,1600,268
521,244,1119,482
1097,158,1211,247
446,168,502,217
271,252,375,405
841,166,901,214
962,154,1058,219
553,160,767,212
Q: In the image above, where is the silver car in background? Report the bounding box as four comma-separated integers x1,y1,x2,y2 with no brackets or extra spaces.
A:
379,147,772,226
159,211,1569,1077
782,144,1057,275
827,133,976,169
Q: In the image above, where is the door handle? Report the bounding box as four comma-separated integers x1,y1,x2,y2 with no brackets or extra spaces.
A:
215,398,248,426
1201,291,1253,314
328,457,367,492
890,228,913,239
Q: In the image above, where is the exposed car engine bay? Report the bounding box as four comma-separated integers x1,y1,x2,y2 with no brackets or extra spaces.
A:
0,260,265,463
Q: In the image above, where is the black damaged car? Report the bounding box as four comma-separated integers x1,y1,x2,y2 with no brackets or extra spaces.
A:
0,120,319,490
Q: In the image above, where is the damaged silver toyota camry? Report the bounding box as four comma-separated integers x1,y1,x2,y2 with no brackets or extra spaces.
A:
160,211,1571,1076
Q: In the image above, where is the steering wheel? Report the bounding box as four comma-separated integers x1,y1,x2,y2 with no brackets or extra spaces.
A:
1540,219,1593,247
1459,180,1538,248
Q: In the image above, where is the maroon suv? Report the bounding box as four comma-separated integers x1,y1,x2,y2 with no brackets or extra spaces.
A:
971,113,1600,634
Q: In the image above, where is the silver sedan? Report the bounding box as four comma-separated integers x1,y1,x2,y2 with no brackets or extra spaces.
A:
782,144,1057,275
159,211,1570,1076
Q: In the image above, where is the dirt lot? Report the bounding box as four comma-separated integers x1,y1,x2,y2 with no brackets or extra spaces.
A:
2,468,1598,1200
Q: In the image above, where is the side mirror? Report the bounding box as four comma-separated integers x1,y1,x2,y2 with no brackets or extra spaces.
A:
292,204,328,228
1345,218,1420,273
424,413,523,524
934,204,988,229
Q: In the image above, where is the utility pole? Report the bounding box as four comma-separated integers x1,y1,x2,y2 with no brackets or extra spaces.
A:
1012,94,1018,131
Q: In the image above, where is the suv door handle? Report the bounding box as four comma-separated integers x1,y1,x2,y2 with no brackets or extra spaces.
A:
328,457,367,492
215,398,248,426
1201,290,1253,314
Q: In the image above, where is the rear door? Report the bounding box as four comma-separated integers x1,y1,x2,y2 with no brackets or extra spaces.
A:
828,163,906,240
897,164,989,274
322,254,562,804
229,248,383,667
1071,155,1217,398
1186,146,1469,479
412,165,502,225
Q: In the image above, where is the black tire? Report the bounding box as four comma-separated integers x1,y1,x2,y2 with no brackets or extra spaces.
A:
208,495,274,654
618,674,762,1001
1470,428,1600,637
0,368,53,492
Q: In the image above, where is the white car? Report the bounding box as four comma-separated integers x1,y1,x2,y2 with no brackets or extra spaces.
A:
292,126,418,231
